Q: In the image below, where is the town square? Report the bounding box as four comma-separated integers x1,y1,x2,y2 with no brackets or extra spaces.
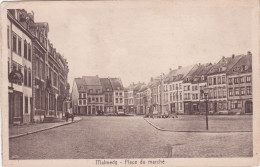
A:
2,1,256,162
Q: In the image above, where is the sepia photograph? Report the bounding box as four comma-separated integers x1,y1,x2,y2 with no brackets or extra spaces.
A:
0,0,260,167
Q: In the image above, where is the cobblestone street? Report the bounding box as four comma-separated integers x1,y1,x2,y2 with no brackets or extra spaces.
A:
9,116,252,159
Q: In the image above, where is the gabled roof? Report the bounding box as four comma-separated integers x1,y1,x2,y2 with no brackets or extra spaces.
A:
190,63,213,83
74,78,86,90
139,84,148,92
100,78,113,92
207,55,243,75
82,76,102,86
109,78,124,91
166,64,197,83
226,53,252,75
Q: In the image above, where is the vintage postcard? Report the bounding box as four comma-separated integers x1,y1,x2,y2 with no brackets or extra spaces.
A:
0,0,260,167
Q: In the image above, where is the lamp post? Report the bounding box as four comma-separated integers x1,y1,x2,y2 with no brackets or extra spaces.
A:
200,89,209,130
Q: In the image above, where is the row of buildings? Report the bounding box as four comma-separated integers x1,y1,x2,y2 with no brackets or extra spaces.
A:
124,52,252,115
6,9,70,125
71,76,124,115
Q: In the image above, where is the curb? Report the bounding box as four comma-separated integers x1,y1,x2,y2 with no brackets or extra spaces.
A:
9,117,82,139
143,118,252,133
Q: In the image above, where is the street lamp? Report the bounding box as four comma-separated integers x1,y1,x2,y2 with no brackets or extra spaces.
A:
200,88,209,130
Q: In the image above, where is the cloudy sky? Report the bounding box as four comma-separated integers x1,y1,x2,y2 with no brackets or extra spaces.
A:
10,1,254,88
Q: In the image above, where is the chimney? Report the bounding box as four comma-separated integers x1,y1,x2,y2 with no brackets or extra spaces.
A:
169,68,172,72
222,56,225,60
247,51,252,56
178,66,182,69
232,54,235,59
150,77,153,82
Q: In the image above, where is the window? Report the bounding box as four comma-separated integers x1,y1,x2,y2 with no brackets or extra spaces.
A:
83,100,86,105
223,88,227,98
213,77,217,85
217,76,221,84
53,72,58,87
96,97,99,102
179,92,182,100
79,100,82,105
105,94,108,102
92,97,95,101
234,88,240,96
214,89,217,98
7,26,10,48
119,92,122,96
246,86,252,95
120,98,123,103
24,40,27,59
246,76,251,83
241,87,245,95
234,77,239,84
100,97,103,102
18,38,21,56
79,93,82,98
218,87,222,98
28,69,31,87
83,93,86,98
25,96,28,113
240,77,245,83
115,92,118,96
222,76,226,84
24,67,27,86
231,100,242,109
28,44,31,61
116,98,118,103
18,65,22,85
12,33,17,52
228,78,233,85
209,77,212,85
229,88,233,96
88,97,91,103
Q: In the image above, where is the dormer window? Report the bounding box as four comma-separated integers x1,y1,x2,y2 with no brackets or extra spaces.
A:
201,75,205,81
117,87,120,90
106,88,110,91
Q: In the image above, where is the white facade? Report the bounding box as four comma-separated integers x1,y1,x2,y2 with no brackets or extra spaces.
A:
7,15,33,124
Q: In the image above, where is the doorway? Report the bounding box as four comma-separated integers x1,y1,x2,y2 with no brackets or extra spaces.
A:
245,101,253,113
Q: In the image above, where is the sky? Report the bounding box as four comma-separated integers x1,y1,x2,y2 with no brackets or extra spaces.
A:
15,1,253,88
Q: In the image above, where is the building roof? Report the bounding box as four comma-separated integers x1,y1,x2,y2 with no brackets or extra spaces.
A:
190,63,213,83
74,78,86,90
82,76,102,86
165,64,197,83
226,52,252,75
207,55,243,75
100,78,113,92
109,78,124,91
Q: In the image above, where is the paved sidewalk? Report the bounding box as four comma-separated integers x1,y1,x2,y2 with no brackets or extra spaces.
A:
144,115,252,133
9,117,82,139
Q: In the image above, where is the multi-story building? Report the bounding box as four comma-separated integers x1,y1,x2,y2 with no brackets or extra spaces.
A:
136,84,148,115
182,65,200,114
71,78,87,114
227,52,252,114
207,55,243,113
166,65,197,114
109,78,124,113
82,76,104,115
100,78,114,113
189,63,213,114
7,9,69,124
7,9,34,124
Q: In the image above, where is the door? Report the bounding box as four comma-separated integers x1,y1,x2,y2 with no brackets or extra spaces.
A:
245,101,253,113
171,103,175,114
9,93,13,124
214,102,217,113
20,95,23,124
